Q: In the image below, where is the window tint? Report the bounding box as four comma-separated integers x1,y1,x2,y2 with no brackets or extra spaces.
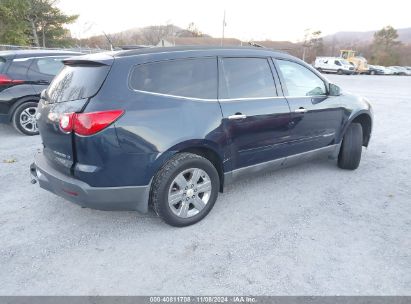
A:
6,60,31,80
46,64,110,103
27,57,65,81
219,58,276,99
36,58,64,75
277,60,327,96
129,58,217,99
0,57,6,73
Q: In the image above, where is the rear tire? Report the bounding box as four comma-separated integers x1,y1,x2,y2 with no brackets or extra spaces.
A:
370,70,376,75
338,123,363,170
12,102,39,136
150,153,220,227
317,68,323,73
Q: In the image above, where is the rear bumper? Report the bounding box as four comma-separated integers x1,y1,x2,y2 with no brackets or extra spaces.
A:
30,152,150,213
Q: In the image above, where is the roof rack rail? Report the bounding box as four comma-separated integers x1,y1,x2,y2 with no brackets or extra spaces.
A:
118,45,152,50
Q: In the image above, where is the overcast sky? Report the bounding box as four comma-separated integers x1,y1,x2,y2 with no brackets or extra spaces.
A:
58,0,410,41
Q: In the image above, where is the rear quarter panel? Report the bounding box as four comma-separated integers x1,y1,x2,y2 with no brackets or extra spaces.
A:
0,84,38,116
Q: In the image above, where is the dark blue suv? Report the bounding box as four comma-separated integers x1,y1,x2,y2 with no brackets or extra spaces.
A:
30,46,373,226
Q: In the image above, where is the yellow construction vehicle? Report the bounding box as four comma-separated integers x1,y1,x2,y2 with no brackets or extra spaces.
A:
340,50,369,74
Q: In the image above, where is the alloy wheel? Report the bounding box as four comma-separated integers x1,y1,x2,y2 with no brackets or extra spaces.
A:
19,106,38,133
168,168,212,218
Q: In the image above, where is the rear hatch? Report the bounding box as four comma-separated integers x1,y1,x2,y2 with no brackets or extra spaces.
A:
37,54,113,175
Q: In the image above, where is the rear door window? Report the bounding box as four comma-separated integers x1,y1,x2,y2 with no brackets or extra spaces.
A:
0,57,6,73
6,59,32,80
46,64,110,103
28,57,65,81
129,58,217,99
219,57,277,99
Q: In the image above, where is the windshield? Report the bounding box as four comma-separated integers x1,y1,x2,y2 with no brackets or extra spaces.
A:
340,60,351,65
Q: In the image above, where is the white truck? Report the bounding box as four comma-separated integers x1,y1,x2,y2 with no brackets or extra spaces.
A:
314,57,355,75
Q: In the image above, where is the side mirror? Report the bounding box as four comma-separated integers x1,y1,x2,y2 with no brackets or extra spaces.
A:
329,83,341,96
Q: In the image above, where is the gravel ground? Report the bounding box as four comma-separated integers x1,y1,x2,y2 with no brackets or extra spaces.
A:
0,75,410,295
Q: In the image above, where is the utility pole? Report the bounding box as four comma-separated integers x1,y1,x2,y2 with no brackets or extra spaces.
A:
221,10,226,46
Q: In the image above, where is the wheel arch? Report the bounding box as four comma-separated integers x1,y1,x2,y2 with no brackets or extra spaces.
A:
154,139,227,193
8,95,40,121
179,146,225,192
342,111,373,147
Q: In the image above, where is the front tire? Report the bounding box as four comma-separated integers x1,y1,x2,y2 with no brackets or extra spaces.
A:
150,153,220,227
337,69,343,75
12,102,39,136
338,123,363,170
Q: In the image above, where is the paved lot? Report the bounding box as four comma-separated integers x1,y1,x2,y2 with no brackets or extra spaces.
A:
0,75,410,295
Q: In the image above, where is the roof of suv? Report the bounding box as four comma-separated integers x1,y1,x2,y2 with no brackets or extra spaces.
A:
0,49,82,59
113,46,291,59
61,46,297,67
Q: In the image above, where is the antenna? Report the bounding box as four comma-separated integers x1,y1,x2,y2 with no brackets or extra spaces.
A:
102,31,114,51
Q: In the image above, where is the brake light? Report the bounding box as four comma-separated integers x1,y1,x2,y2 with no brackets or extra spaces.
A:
0,74,24,86
59,110,124,136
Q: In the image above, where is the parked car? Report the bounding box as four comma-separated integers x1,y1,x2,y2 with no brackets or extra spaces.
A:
397,66,411,76
0,50,81,135
379,66,395,75
386,66,400,75
30,46,373,227
388,66,411,75
367,65,385,75
314,57,354,74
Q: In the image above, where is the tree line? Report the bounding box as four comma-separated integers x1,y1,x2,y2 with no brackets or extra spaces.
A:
0,0,78,48
0,2,409,66
293,26,410,66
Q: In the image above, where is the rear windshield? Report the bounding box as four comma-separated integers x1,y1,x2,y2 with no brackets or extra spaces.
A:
46,64,110,103
0,57,6,73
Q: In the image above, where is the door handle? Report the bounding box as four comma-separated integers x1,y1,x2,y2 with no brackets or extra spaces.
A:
228,114,247,120
294,107,308,113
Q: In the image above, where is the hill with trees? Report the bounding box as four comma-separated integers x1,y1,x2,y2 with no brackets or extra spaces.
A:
0,3,410,66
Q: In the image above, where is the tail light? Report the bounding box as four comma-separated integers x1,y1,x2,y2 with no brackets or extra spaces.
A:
59,110,124,136
0,74,24,86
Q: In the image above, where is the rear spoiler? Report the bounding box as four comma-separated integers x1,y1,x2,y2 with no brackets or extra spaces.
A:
63,53,114,66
